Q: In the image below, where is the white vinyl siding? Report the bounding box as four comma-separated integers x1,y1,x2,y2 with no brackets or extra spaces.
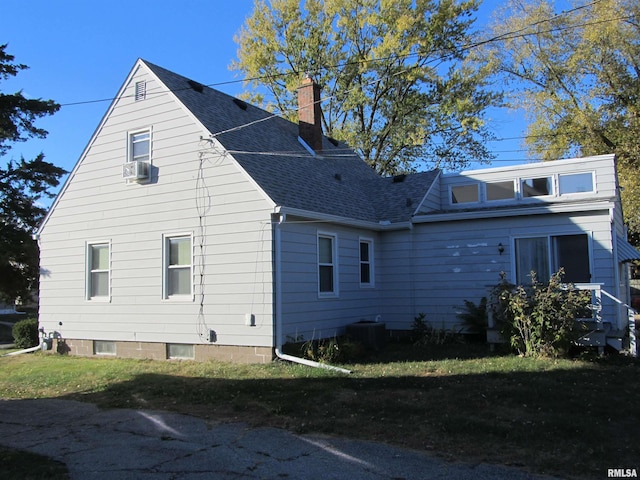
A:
163,234,193,299
278,222,381,341
37,63,276,349
381,210,612,333
86,242,110,301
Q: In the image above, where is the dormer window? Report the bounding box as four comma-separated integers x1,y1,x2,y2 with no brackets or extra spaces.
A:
486,180,515,201
451,184,479,204
522,177,553,197
559,172,594,194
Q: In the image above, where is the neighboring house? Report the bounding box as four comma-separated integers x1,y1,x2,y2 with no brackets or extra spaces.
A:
36,59,640,362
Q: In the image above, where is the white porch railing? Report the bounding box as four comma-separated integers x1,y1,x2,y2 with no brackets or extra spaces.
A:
574,283,637,357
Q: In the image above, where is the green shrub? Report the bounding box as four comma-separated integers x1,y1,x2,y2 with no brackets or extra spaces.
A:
492,269,591,357
12,318,39,349
411,313,461,345
293,336,365,363
457,297,488,340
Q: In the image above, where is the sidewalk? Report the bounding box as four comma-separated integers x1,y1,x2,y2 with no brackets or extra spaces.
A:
0,398,556,480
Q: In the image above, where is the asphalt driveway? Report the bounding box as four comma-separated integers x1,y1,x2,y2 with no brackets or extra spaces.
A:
0,398,558,479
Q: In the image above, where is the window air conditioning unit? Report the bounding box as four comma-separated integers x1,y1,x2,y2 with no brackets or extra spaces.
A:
122,161,149,181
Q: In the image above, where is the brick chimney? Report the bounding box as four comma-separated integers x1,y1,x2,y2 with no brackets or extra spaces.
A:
297,76,323,152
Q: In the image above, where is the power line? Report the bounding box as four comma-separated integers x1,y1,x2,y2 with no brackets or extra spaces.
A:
57,0,627,109
54,1,634,156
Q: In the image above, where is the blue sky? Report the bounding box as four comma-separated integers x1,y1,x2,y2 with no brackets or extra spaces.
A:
3,0,527,183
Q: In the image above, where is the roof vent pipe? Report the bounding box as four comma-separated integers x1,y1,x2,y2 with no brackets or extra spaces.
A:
297,76,323,152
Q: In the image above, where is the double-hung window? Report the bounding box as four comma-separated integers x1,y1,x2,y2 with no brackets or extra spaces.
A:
514,234,591,284
359,238,374,287
129,130,150,163
86,242,110,300
318,233,338,296
163,234,193,299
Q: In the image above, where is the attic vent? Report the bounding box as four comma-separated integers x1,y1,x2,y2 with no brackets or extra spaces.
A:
392,174,407,183
334,173,342,181
328,137,339,147
233,98,248,110
134,81,146,101
187,79,204,93
406,197,413,207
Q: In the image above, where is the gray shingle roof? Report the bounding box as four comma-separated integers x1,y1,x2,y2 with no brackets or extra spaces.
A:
144,60,438,224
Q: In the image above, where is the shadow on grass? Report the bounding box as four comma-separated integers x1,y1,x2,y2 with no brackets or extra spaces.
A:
60,355,639,480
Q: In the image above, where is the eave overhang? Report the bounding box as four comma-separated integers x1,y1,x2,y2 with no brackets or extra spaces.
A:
411,199,616,224
273,206,412,231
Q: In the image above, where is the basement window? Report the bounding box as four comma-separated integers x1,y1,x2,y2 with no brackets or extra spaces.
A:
94,341,116,355
167,344,194,359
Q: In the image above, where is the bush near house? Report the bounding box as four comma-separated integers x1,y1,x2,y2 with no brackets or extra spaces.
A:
12,318,39,349
491,269,591,357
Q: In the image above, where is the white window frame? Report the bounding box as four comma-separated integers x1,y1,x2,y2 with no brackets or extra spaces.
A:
449,184,480,205
485,180,516,202
162,233,194,301
86,241,111,302
359,237,375,287
318,232,339,298
127,128,152,164
558,171,595,195
520,176,554,198
512,232,592,285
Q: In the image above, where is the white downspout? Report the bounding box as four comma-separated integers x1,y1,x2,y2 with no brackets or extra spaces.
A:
2,343,42,356
2,328,49,357
272,212,351,374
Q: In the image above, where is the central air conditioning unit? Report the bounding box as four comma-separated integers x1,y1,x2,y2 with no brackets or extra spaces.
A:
122,161,149,181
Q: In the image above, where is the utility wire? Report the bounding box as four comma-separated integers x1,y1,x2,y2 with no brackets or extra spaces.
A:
58,0,626,109
55,1,634,157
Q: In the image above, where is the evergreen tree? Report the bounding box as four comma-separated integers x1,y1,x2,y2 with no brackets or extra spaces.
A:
0,44,65,304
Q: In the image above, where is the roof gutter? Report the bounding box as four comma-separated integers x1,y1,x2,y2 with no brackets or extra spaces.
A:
272,213,351,374
274,206,412,231
412,199,615,224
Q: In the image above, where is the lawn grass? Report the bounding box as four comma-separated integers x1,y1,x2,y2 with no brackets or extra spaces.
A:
1,343,638,479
